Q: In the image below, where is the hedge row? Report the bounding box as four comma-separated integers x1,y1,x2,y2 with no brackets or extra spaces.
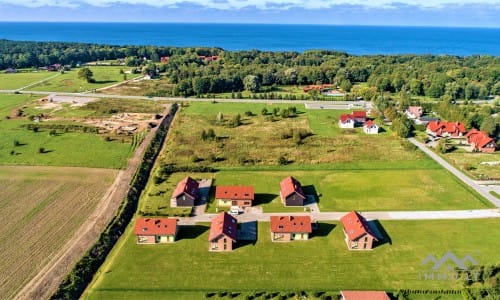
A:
51,104,178,299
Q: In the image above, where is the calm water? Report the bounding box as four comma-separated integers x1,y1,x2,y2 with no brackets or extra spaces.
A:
0,22,499,55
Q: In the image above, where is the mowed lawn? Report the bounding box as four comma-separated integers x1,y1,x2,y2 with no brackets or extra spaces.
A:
162,102,426,167
25,66,127,92
210,169,490,212
0,166,117,299
0,71,58,90
85,218,500,299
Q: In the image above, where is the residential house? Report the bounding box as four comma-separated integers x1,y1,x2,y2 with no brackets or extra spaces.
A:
339,114,355,128
160,56,170,63
351,111,367,124
270,215,312,242
340,291,390,300
215,186,254,209
405,106,423,120
363,120,379,134
171,176,199,207
340,211,379,250
208,212,237,251
426,121,466,137
280,176,306,206
465,129,497,153
134,218,178,244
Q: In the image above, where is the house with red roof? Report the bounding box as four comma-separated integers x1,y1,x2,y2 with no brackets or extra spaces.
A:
363,120,379,134
160,56,170,63
340,290,390,300
339,114,355,128
465,129,497,153
351,111,367,124
134,218,178,244
340,211,379,250
280,176,306,206
171,176,199,207
270,215,312,242
215,186,254,209
426,121,466,137
405,106,423,120
209,212,238,251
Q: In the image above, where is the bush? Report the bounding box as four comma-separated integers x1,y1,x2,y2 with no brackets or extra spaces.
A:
38,147,45,154
244,110,253,117
277,156,288,165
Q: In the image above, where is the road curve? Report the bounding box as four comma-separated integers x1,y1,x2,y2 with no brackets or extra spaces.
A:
408,137,500,208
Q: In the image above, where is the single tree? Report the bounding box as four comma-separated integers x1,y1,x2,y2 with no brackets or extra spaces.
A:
78,67,94,83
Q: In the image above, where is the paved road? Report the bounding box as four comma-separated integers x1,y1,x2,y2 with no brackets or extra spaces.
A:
408,137,500,208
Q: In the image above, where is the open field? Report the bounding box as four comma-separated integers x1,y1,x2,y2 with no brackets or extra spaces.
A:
99,78,176,97
84,218,500,299
161,102,425,167
443,150,500,180
0,166,117,299
25,66,127,92
0,71,57,90
0,94,165,168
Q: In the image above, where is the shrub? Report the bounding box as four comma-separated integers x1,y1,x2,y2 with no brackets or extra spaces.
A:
244,111,253,117
38,147,45,154
277,156,288,165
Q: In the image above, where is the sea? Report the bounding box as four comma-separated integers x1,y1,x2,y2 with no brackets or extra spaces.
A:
0,22,499,56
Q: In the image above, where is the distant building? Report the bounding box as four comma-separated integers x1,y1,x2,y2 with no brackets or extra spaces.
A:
405,106,423,120
465,129,497,153
363,120,379,134
339,114,355,129
340,290,390,300
134,218,178,244
208,212,237,251
426,121,466,137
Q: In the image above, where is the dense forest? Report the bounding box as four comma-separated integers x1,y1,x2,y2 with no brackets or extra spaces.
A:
1,39,499,101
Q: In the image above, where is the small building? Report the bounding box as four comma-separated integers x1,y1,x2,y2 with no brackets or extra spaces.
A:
280,176,306,206
339,114,355,128
134,218,178,244
340,290,390,300
215,186,254,209
363,120,379,134
351,111,367,124
270,215,312,242
171,176,199,207
160,56,170,63
4,67,17,73
209,212,237,251
340,211,379,250
405,106,423,120
426,121,466,137
465,129,497,153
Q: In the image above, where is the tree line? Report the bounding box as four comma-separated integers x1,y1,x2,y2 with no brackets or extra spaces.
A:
1,39,499,100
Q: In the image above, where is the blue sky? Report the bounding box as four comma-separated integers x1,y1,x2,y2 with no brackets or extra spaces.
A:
0,0,498,27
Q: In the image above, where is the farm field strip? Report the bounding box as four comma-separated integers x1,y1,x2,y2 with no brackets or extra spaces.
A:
0,166,117,299
0,72,58,90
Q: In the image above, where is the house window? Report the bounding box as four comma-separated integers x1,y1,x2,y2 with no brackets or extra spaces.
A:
364,243,367,249
244,201,250,205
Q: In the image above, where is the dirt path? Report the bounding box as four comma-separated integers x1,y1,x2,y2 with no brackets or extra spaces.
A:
15,105,171,300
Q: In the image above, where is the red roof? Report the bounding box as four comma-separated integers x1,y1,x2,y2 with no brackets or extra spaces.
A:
468,129,495,149
280,176,306,200
215,186,254,201
172,176,199,199
134,218,177,236
340,211,378,241
427,120,445,132
341,291,390,300
270,215,312,233
340,114,353,123
364,120,376,127
465,128,480,138
427,121,466,134
209,212,237,241
352,111,366,119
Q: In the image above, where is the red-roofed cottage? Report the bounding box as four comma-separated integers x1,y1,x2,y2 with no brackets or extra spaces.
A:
280,176,306,206
339,114,355,128
340,290,390,300
466,129,497,153
171,176,199,207
209,212,238,251
363,120,379,134
215,186,254,208
351,111,367,124
340,211,379,250
426,121,466,137
270,215,312,242
134,218,178,244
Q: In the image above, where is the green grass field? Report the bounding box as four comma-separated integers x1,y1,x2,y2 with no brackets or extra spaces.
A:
84,218,500,299
162,102,425,168
0,94,143,169
25,66,127,92
0,166,117,299
0,71,58,90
